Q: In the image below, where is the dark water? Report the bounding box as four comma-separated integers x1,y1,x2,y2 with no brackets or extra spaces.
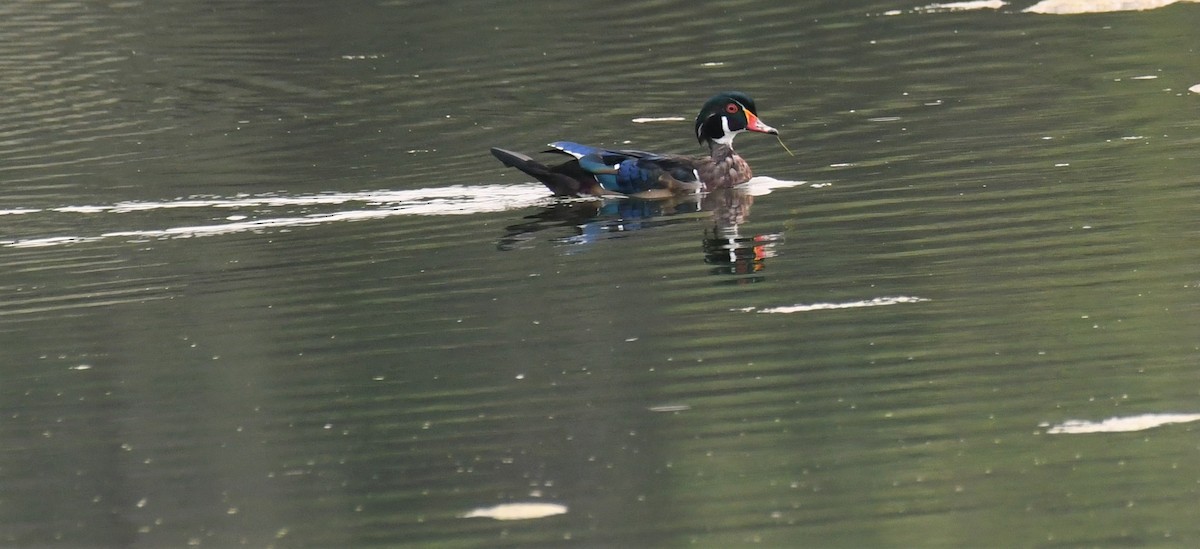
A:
2,0,1200,547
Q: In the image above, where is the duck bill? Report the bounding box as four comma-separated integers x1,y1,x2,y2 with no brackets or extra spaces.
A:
744,110,778,135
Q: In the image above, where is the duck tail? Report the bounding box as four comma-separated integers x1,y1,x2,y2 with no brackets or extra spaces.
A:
491,147,586,196
490,147,542,171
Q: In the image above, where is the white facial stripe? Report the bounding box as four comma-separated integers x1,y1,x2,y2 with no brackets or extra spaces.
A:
715,116,740,145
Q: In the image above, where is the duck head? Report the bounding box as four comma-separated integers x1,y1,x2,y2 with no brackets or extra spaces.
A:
694,91,778,149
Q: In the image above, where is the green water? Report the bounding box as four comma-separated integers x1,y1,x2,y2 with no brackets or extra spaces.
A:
1,0,1199,547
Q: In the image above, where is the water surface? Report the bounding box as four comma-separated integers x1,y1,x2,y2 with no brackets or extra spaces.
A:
2,0,1200,547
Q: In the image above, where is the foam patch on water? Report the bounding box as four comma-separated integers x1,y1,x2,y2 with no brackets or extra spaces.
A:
461,502,568,520
59,184,550,215
1024,0,1198,14
737,296,930,313
632,117,687,123
918,1,1007,11
648,404,692,413
1042,413,1200,434
2,184,551,248
738,176,808,197
883,1,1005,15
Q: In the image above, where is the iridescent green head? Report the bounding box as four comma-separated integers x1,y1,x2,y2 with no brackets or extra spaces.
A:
694,91,778,147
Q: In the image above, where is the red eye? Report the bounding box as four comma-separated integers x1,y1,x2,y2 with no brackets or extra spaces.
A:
725,103,739,114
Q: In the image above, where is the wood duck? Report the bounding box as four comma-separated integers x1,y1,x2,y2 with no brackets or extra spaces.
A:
491,92,779,198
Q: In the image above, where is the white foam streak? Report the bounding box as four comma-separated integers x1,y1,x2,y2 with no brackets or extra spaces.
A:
1044,413,1200,434
4,184,551,248
738,176,807,197
49,184,549,215
919,1,1007,11
631,116,687,123
3,179,809,248
1024,0,1197,14
739,296,929,313
461,502,568,520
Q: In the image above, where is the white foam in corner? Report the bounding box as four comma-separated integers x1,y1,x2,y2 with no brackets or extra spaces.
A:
1024,0,1195,14
1043,413,1200,434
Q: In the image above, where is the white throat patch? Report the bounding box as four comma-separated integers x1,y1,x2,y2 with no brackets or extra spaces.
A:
714,116,740,146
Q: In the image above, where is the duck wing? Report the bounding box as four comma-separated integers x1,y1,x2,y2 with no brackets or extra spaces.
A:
547,141,701,196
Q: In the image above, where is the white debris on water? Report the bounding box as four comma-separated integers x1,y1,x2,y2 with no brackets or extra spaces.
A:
738,176,807,197
2,184,552,248
649,404,692,413
918,1,1007,11
1043,413,1200,434
884,1,1005,15
1025,0,1199,14
738,296,930,314
461,502,568,520
631,117,687,123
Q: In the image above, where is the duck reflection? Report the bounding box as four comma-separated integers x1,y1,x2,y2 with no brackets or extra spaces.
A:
701,187,780,276
498,187,781,276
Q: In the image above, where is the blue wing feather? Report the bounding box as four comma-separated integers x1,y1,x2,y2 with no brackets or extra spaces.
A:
547,141,599,159
548,142,700,194
578,153,618,175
